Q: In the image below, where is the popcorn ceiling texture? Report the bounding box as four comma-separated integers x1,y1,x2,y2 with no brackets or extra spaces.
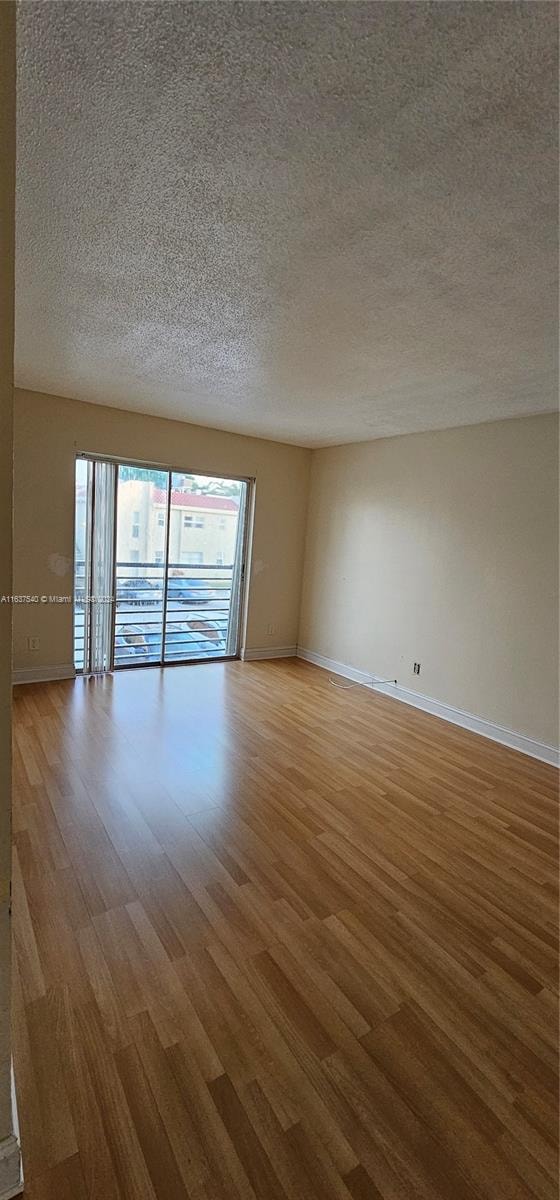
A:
16,1,558,447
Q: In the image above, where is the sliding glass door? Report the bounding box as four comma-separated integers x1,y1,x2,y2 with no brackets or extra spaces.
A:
114,465,169,667
163,472,247,663
74,458,250,672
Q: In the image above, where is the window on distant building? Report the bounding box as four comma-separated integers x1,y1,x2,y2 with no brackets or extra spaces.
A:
216,551,225,566
218,516,226,530
157,512,165,526
132,510,140,538
184,513,204,528
130,549,140,563
181,550,203,564
154,550,164,563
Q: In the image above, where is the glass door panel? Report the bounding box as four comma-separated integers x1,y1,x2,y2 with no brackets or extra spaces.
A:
113,465,169,667
164,472,247,663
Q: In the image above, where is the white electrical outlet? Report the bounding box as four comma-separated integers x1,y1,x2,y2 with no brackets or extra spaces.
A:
27,636,40,651
266,623,276,636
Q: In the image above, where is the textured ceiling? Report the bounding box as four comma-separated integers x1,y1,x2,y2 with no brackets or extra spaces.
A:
16,1,558,447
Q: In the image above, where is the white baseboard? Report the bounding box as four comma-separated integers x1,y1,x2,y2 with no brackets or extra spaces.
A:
297,647,559,767
298,648,373,686
241,646,297,662
12,663,75,685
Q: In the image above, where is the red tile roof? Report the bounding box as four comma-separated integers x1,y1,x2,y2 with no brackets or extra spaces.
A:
152,489,238,511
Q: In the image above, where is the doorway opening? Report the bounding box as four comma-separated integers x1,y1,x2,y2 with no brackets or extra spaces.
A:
74,458,250,673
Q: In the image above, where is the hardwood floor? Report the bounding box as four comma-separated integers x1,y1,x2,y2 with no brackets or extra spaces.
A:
12,658,559,1200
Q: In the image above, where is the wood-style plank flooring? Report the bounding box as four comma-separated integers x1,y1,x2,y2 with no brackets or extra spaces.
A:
12,658,559,1200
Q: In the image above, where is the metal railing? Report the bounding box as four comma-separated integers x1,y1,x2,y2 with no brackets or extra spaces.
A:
74,560,235,670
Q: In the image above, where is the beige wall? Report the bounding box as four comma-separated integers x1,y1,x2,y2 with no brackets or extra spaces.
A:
13,390,311,670
300,414,559,748
0,4,21,1193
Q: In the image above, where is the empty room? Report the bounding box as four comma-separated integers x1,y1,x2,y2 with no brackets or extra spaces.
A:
0,2,558,1199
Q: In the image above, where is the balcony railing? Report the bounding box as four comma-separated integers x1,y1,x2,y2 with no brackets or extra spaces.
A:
74,560,235,670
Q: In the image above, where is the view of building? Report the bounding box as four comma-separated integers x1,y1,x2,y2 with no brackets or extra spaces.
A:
75,472,242,588
101,478,241,571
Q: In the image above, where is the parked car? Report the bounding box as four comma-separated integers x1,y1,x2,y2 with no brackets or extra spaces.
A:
166,576,215,605
114,626,149,657
114,620,225,663
116,578,161,606
164,620,226,659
